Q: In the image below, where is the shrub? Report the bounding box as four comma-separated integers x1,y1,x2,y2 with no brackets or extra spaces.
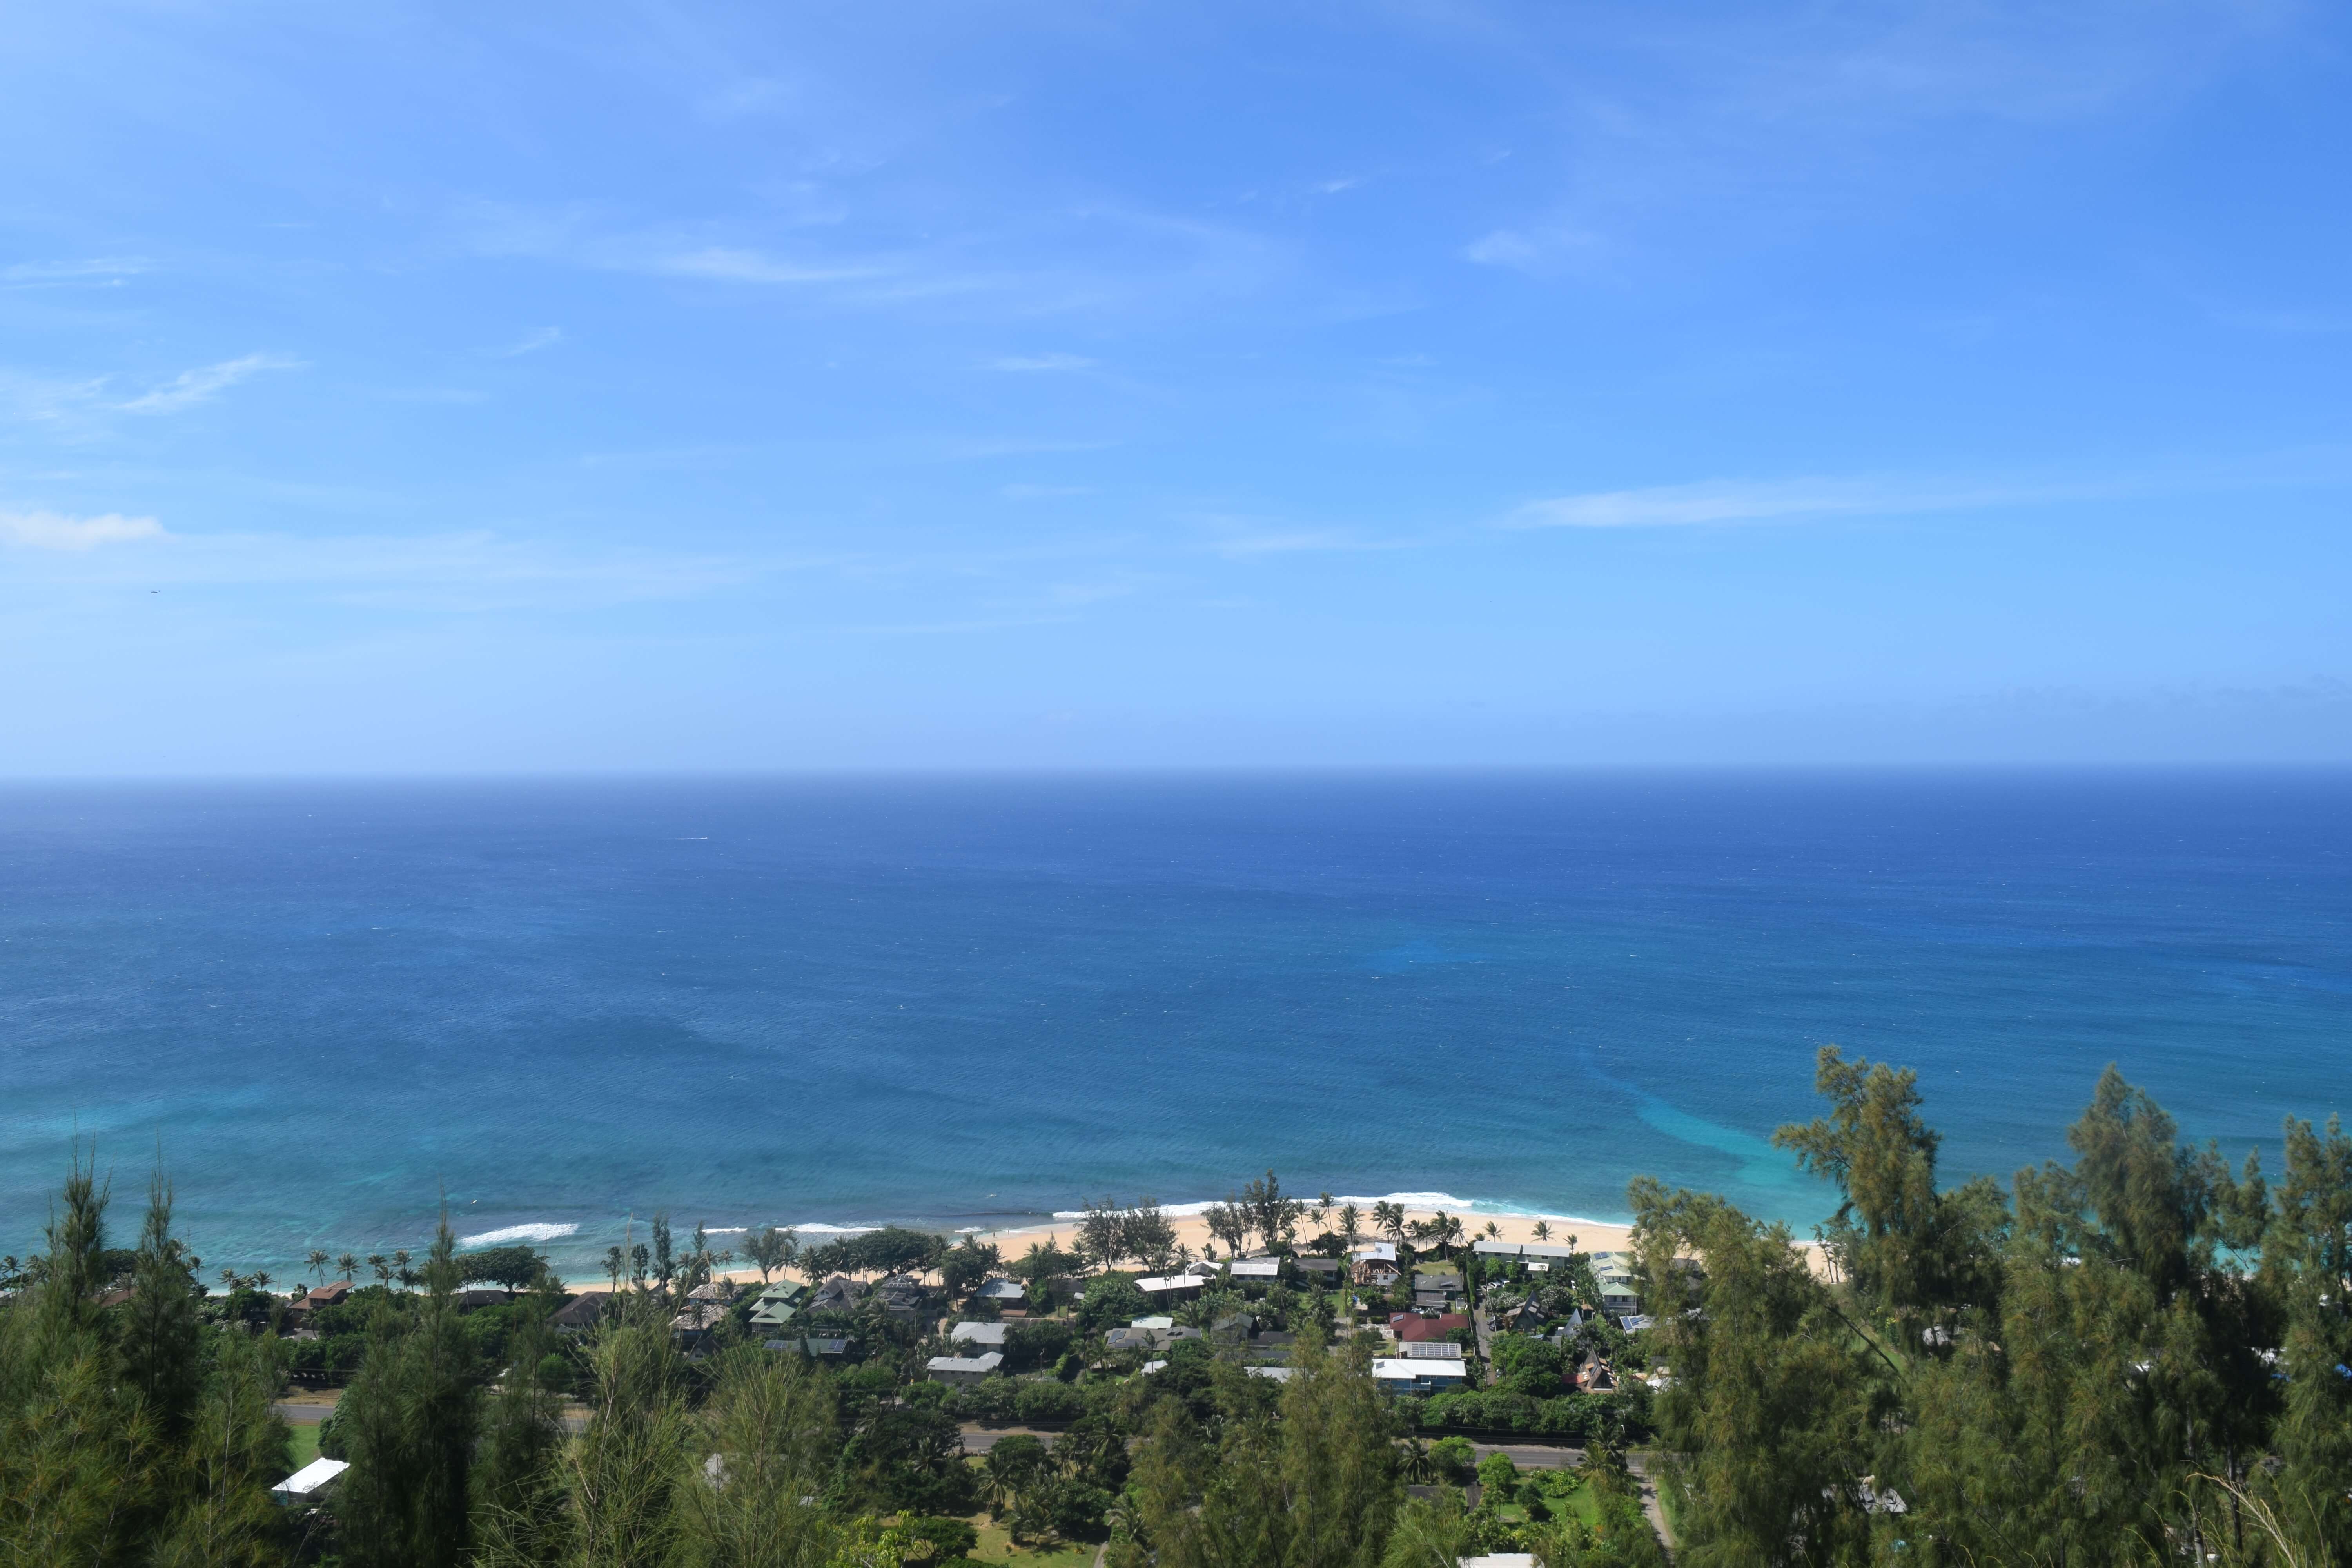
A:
1013,1379,1084,1426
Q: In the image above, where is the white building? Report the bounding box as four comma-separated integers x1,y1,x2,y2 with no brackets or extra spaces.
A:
1371,1357,1468,1395
926,1351,1005,1386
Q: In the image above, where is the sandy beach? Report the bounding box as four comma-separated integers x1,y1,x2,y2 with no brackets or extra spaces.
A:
695,1201,1649,1291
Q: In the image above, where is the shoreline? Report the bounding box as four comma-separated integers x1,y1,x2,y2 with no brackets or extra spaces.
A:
636,1202,1659,1293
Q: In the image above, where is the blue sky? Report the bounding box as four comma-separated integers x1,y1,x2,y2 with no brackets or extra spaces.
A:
3,0,2348,772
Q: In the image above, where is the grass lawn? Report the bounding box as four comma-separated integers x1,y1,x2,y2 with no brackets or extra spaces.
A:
285,1424,321,1470
962,1514,1099,1565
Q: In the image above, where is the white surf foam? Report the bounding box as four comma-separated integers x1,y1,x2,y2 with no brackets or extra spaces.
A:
461,1222,579,1247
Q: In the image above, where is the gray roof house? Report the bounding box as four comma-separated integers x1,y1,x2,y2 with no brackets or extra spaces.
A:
926,1350,1005,1387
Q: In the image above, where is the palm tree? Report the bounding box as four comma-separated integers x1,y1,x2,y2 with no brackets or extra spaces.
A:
1339,1203,1363,1248
1375,1201,1406,1244
604,1245,626,1294
1482,1220,1501,1241
336,1250,358,1281
1532,1220,1550,1244
307,1249,330,1286
219,1267,239,1292
367,1253,390,1287
391,1249,412,1290
251,1270,271,1292
1312,1192,1333,1231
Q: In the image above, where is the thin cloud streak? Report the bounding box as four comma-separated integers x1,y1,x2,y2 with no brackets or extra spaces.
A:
0,510,167,550
116,354,302,414
1504,476,2082,529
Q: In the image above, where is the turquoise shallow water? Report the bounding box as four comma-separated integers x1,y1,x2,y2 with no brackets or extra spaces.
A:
1,771,2346,1278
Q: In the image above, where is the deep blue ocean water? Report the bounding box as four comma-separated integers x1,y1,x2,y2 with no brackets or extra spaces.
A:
2,771,2346,1279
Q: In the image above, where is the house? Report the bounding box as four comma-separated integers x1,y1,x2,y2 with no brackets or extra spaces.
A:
1348,1242,1399,1263
1393,1312,1469,1344
1499,1299,1548,1334
1292,1256,1342,1282
925,1350,1004,1387
1372,1357,1470,1395
1619,1314,1655,1333
748,1290,801,1331
270,1457,349,1507
1402,1339,1464,1361
873,1274,926,1321
950,1321,1008,1350
671,1301,728,1349
1228,1258,1281,1282
454,1289,510,1312
1245,1330,1298,1362
305,1281,354,1308
1105,1317,1200,1353
810,1274,862,1314
1353,1256,1402,1287
1574,1354,1617,1393
1247,1365,1296,1383
1413,1269,1465,1309
551,1292,609,1335
772,1336,854,1359
974,1277,1027,1303
1136,1273,1205,1302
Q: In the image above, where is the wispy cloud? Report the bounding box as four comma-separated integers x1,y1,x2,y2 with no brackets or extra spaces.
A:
0,509,166,550
654,247,889,286
116,354,302,414
990,353,1095,372
1503,476,2034,529
490,326,565,357
2,257,153,286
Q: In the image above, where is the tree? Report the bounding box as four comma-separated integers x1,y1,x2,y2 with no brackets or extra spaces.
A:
1205,1200,1251,1259
1532,1220,1550,1244
338,1214,480,1568
459,1244,548,1295
650,1214,674,1297
1339,1205,1363,1249
1123,1200,1181,1275
391,1249,413,1290
338,1250,359,1282
744,1225,799,1285
308,1249,331,1286
1373,1202,1406,1245
940,1235,1002,1295
2259,1113,2352,1559
1242,1171,1304,1254
368,1253,391,1287
672,1343,840,1568
603,1245,626,1295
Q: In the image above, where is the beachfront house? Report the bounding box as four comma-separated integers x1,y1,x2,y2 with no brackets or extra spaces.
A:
1402,1339,1465,1361
975,1276,1027,1304
1372,1356,1470,1396
1349,1243,1401,1287
1228,1257,1281,1283
925,1350,1004,1387
1292,1256,1342,1283
1106,1316,1200,1353
950,1321,1008,1350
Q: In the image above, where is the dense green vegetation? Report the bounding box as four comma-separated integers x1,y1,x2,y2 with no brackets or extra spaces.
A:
1634,1048,2352,1566
5,1050,2341,1565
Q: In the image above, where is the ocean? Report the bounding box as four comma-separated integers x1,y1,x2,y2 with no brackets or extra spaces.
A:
2,771,2345,1279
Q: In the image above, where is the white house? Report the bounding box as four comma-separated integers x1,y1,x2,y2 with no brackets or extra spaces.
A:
1229,1258,1281,1281
1402,1340,1464,1361
270,1458,349,1506
974,1277,1027,1302
926,1351,1005,1386
950,1321,1008,1349
1371,1357,1469,1395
